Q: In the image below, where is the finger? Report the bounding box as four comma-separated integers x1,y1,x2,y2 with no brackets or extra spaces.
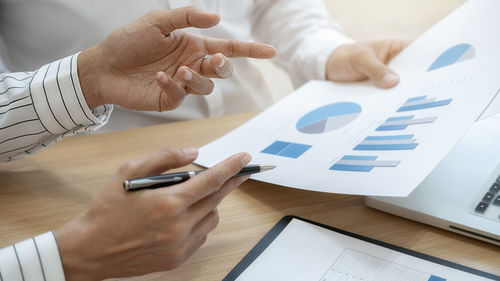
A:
190,210,219,242
168,152,251,206
146,7,220,35
184,175,250,227
174,66,214,95
199,54,233,79
156,71,188,110
118,147,199,179
204,38,277,59
352,50,400,89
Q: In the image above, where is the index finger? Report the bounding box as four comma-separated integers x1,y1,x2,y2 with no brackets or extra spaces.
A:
169,152,251,206
204,38,277,59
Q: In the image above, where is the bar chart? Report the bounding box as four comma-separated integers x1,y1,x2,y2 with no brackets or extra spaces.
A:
261,141,312,159
398,96,452,112
354,135,419,151
428,43,475,72
376,116,437,131
330,155,400,172
320,248,446,281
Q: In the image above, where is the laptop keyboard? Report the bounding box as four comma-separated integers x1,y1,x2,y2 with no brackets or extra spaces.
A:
472,175,500,221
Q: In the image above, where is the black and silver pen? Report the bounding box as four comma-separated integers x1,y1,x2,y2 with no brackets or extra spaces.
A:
123,164,276,191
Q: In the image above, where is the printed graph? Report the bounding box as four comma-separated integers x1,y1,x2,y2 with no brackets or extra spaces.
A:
296,102,362,134
428,43,475,72
377,116,436,131
330,155,400,172
398,96,452,112
261,141,312,159
354,135,419,151
320,248,446,281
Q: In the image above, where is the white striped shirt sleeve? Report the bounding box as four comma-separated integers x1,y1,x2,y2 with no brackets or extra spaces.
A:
0,53,112,162
0,232,65,281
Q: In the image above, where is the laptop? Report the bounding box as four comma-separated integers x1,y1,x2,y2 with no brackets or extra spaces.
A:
365,115,500,246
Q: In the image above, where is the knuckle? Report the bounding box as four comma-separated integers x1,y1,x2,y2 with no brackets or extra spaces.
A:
207,169,227,188
117,160,140,176
163,195,187,216
168,222,191,244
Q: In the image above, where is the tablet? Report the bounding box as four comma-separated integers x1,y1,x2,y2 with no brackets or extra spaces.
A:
223,216,499,281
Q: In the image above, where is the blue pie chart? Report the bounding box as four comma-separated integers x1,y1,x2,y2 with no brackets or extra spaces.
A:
428,43,475,72
296,102,362,134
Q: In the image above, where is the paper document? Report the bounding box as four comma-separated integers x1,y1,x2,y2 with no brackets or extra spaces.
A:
387,0,500,119
196,0,500,196
197,55,500,196
231,218,496,281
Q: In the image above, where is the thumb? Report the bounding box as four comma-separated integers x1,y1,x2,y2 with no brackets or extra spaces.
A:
353,51,400,89
117,147,199,179
146,7,220,35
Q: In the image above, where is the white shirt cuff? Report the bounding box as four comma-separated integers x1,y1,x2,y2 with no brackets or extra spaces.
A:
0,232,65,281
29,53,111,135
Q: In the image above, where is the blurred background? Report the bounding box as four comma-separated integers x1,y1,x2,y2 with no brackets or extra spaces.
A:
262,0,467,101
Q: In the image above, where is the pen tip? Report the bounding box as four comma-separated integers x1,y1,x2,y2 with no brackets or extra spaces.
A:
260,165,276,171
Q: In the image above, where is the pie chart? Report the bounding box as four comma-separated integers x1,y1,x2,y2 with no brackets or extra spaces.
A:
427,43,475,72
296,102,362,134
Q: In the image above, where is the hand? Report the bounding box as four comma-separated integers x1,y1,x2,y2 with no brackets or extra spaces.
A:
78,7,277,110
326,39,411,88
55,147,251,281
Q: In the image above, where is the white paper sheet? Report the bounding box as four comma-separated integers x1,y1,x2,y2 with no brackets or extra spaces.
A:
197,55,500,196
234,219,495,281
387,0,500,120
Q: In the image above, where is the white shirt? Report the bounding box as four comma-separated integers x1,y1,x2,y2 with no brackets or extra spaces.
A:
0,1,351,279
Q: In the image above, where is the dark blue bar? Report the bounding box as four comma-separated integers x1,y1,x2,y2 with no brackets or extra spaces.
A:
330,164,374,172
261,141,291,155
354,143,419,151
278,143,312,158
376,125,409,131
428,275,446,281
398,99,452,112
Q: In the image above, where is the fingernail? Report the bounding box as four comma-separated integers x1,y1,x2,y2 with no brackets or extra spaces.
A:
241,153,252,165
217,59,225,69
182,147,199,158
157,72,169,84
382,72,399,86
183,69,192,81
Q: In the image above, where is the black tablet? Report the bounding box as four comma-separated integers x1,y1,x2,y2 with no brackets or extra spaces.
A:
223,216,499,281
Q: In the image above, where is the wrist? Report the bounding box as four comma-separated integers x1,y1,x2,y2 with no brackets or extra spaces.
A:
55,213,103,281
78,46,105,109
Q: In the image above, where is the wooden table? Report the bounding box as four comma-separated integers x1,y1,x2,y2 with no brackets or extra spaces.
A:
0,112,498,280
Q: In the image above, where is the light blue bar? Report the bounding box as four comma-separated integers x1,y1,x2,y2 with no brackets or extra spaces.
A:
376,125,408,131
398,99,452,112
261,141,291,155
278,143,312,158
354,143,419,151
364,135,414,141
407,95,427,102
330,164,373,172
386,115,414,121
341,155,377,161
428,275,446,281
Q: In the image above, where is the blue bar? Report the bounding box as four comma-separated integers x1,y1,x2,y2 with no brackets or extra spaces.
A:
354,143,419,151
407,95,427,102
330,164,374,172
386,115,414,121
261,141,290,155
278,143,312,158
376,125,409,131
364,135,414,141
398,99,452,112
428,275,446,281
341,155,378,161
